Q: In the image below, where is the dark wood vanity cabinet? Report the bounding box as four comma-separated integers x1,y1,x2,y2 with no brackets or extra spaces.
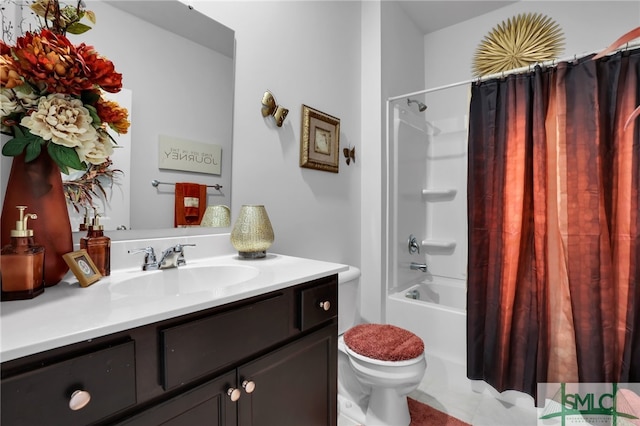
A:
1,274,338,426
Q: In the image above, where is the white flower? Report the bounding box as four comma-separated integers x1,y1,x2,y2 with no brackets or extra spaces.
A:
83,130,114,165
74,139,95,164
15,90,40,111
0,89,19,116
21,93,96,149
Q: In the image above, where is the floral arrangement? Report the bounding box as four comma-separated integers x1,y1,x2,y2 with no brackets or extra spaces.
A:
0,0,129,210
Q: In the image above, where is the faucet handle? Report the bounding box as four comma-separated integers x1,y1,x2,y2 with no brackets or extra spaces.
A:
174,243,196,266
128,246,158,270
408,234,420,254
129,246,156,259
163,243,196,253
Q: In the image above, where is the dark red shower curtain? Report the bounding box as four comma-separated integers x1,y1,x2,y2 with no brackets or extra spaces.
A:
467,49,640,399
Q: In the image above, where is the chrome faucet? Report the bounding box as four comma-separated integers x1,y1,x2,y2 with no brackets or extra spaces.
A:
128,246,159,270
410,262,428,273
159,244,196,269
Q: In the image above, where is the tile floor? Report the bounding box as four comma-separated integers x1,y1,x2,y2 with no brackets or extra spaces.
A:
338,351,540,426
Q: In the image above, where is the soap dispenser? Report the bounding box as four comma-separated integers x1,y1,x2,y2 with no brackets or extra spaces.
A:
1,206,45,301
78,207,91,232
80,211,111,276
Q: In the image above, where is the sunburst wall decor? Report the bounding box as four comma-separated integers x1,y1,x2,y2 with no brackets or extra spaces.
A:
472,13,565,77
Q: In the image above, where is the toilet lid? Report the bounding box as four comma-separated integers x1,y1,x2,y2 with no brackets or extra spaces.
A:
343,324,424,361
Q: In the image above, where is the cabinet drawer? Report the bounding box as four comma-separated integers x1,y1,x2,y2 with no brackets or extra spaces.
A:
161,293,290,390
1,341,136,426
299,278,337,331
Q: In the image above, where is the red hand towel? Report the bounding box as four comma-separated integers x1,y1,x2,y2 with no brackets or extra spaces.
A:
174,183,207,227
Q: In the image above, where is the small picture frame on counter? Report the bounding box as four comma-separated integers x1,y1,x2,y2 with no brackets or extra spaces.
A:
63,249,102,287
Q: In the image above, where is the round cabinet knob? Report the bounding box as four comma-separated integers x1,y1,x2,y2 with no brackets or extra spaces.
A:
227,387,241,402
69,390,91,411
319,301,331,311
242,380,256,394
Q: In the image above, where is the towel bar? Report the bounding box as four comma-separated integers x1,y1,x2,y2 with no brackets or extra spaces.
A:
151,179,223,191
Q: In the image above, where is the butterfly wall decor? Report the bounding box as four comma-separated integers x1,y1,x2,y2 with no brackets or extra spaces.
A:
343,146,356,165
261,90,289,127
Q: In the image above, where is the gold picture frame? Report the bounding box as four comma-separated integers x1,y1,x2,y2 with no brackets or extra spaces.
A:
300,105,340,173
63,249,102,287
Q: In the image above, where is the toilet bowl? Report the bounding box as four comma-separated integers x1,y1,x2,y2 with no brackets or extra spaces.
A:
338,267,427,426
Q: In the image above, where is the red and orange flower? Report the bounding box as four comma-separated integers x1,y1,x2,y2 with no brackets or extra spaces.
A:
0,0,129,179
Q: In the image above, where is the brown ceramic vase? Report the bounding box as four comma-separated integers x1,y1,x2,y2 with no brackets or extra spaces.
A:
1,153,73,286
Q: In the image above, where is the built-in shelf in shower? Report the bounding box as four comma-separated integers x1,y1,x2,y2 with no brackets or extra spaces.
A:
421,239,457,249
422,188,457,200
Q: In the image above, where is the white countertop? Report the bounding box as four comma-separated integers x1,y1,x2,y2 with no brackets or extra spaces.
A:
1,253,347,363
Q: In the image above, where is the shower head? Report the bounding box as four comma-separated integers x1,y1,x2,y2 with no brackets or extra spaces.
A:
407,98,427,112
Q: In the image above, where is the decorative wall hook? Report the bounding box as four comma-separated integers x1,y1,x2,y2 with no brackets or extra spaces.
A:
261,90,289,127
343,146,355,165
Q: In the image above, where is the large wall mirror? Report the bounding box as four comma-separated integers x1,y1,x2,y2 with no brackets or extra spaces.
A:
0,0,235,240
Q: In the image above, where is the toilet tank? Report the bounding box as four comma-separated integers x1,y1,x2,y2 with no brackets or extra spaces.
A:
338,266,361,335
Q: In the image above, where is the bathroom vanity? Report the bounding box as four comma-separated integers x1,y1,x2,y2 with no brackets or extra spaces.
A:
0,246,345,425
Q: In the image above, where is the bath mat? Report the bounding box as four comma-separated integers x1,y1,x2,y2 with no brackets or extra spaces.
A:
408,397,471,426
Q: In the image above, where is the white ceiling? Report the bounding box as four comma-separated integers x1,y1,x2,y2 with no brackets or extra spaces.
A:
395,1,518,34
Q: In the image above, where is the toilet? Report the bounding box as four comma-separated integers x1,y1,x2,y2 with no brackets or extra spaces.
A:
338,266,427,426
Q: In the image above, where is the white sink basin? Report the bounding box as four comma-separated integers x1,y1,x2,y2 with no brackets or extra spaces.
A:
110,264,260,297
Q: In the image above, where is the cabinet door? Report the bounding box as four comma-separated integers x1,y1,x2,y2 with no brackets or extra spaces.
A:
116,371,236,426
238,325,337,426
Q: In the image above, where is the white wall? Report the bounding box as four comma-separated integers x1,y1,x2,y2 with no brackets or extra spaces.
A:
6,0,635,321
196,1,363,271
424,1,640,89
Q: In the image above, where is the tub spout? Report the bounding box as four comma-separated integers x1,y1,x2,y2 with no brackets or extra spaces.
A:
410,262,428,273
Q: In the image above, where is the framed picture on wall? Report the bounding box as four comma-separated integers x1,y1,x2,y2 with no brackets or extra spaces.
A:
300,105,341,173
63,249,102,287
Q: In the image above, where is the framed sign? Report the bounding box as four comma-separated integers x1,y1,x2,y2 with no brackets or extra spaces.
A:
300,105,340,173
63,250,102,287
158,135,222,175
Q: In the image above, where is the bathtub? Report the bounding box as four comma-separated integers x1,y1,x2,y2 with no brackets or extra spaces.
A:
387,279,535,409
387,279,466,366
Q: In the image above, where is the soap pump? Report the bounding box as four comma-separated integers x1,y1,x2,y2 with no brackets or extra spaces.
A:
80,210,111,276
1,206,45,301
79,207,91,232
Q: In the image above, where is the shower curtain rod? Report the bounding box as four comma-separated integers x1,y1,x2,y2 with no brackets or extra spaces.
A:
388,40,640,102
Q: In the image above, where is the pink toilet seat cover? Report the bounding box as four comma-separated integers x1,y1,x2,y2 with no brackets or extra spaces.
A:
343,324,425,361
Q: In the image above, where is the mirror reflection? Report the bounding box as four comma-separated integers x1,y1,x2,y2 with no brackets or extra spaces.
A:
1,0,235,234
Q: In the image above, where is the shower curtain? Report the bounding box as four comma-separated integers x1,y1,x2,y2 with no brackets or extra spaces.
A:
466,49,640,399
